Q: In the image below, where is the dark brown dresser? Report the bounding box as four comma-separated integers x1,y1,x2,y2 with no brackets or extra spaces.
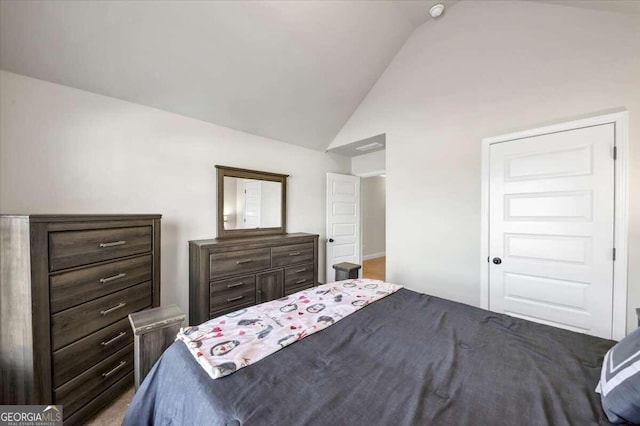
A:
0,214,161,424
189,233,318,325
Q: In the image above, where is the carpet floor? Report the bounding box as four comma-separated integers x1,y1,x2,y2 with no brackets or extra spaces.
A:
85,386,134,425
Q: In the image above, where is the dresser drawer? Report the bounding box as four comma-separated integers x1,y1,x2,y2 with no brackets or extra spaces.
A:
272,242,314,267
209,248,271,279
54,343,133,417
51,282,151,351
210,285,256,313
50,254,152,313
63,373,133,426
52,317,133,388
284,263,314,289
49,226,152,271
210,274,256,295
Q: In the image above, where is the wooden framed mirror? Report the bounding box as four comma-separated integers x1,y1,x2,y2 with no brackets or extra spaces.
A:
216,165,288,238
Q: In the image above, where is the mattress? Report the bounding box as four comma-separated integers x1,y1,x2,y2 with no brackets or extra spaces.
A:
123,288,617,425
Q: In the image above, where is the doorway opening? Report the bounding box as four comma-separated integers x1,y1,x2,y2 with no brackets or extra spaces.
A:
361,175,386,281
325,133,386,283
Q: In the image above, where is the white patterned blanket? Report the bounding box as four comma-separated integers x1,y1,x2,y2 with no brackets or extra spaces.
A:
177,279,403,380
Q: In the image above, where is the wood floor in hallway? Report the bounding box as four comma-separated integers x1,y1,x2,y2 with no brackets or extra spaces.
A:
362,256,385,281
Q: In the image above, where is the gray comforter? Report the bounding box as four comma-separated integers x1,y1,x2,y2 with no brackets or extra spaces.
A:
123,288,616,425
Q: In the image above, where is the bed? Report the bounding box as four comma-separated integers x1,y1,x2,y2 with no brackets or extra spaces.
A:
123,287,618,425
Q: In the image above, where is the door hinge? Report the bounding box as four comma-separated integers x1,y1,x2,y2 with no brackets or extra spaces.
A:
613,146,617,160
613,248,616,261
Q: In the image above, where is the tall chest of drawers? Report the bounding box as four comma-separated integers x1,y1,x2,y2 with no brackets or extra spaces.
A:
189,233,318,325
0,214,161,424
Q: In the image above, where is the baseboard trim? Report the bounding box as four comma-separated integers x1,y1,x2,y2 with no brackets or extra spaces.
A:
363,252,385,261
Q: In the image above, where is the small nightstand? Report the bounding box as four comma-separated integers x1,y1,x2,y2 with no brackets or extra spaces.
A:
332,262,362,281
128,304,185,390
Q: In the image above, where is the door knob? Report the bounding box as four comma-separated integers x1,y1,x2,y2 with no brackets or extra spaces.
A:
492,257,502,265
328,238,334,243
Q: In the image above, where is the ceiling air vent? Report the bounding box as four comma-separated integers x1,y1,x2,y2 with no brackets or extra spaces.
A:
355,142,383,152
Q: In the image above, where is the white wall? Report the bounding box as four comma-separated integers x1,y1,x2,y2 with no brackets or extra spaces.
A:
223,176,238,228
352,150,385,176
0,71,350,318
362,176,386,259
235,179,245,229
260,180,282,228
330,1,640,334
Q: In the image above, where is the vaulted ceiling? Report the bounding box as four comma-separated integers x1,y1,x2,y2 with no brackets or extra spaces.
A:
0,0,442,150
1,1,637,151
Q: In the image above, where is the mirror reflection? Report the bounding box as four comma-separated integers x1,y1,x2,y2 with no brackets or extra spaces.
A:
223,177,282,229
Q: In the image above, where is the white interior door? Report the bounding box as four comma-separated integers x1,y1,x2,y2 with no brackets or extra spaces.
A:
489,124,615,339
243,180,261,228
326,173,361,282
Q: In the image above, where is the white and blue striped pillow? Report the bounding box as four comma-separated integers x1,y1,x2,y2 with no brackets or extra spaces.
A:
596,327,640,424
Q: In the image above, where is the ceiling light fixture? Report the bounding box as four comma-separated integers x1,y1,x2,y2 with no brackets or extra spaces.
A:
429,3,445,18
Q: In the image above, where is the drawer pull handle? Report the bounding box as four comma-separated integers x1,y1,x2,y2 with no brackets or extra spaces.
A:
227,295,245,303
99,240,126,248
236,259,253,265
102,360,127,378
101,331,127,347
227,282,244,289
288,251,301,256
295,268,307,273
100,273,127,284
100,302,126,316
295,279,307,284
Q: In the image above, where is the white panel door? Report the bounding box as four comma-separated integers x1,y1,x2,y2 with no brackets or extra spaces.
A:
489,124,615,339
243,180,261,228
326,173,361,282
